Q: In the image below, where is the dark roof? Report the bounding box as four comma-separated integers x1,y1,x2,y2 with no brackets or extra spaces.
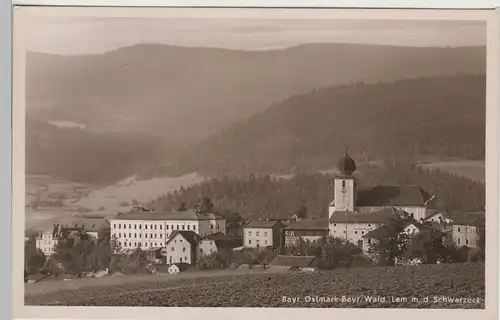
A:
245,220,282,228
447,211,485,225
337,149,357,176
356,185,432,207
82,218,109,232
270,255,317,268
285,218,329,231
200,232,243,248
49,217,109,233
166,230,201,246
329,207,404,223
113,209,223,221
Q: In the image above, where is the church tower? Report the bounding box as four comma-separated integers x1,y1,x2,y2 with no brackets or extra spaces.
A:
329,148,357,219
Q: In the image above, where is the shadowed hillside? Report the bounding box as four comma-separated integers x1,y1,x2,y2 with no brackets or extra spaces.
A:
179,74,485,177
27,44,485,142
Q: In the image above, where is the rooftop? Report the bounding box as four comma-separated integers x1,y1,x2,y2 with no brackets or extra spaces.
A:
112,209,223,221
329,207,404,224
356,185,432,207
245,220,282,229
167,230,202,247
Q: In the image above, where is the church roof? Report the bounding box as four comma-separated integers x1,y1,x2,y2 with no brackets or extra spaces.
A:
356,185,432,207
337,149,357,176
329,207,404,224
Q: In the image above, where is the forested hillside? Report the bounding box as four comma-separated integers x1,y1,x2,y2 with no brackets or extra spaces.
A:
26,74,486,184
176,74,485,177
148,161,485,220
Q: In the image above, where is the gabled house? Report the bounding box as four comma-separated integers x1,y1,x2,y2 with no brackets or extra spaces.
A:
284,218,329,246
197,232,243,260
243,220,285,251
168,263,189,274
165,230,201,265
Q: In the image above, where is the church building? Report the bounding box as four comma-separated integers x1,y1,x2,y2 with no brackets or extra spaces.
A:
328,150,434,245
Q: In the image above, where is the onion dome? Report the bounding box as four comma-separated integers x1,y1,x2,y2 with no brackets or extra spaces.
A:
337,148,356,176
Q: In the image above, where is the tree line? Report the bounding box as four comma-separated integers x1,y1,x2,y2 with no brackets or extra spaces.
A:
148,161,485,221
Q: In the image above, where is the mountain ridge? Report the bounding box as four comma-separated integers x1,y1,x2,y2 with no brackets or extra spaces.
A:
26,43,486,142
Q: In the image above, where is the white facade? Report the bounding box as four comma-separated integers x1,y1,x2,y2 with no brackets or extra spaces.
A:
198,239,217,258
404,224,421,236
168,265,180,274
452,224,479,248
35,231,58,256
244,227,273,248
110,216,225,253
329,222,382,244
332,177,356,216
166,233,195,264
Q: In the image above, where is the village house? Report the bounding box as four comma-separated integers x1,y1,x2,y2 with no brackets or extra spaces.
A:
165,230,201,265
243,220,285,250
35,216,110,256
284,218,329,246
168,263,189,274
445,212,484,248
328,149,434,245
109,209,226,253
361,210,484,255
197,232,243,260
36,231,58,256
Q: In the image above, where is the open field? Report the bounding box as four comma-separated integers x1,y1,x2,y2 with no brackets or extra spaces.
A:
25,172,206,228
25,263,484,308
75,172,205,210
420,160,485,183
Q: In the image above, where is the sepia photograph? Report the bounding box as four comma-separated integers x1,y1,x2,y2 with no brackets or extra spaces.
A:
11,7,498,315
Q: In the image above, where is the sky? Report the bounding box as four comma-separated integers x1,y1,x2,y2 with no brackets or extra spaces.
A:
25,15,486,55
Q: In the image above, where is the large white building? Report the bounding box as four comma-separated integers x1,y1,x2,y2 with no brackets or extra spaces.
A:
109,209,226,252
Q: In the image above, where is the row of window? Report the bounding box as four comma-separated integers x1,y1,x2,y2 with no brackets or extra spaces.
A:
115,233,165,239
332,230,365,235
247,231,268,236
332,223,380,228
113,223,199,231
122,242,165,248
248,239,268,245
456,227,475,233
456,238,475,245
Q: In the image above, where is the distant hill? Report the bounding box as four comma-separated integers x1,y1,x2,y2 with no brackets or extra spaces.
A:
179,75,486,176
27,43,485,142
25,118,169,184
26,74,486,184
